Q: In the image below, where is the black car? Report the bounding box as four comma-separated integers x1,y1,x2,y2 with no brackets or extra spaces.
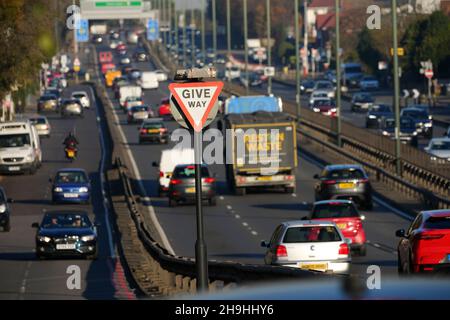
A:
168,164,216,207
351,92,375,112
400,107,433,138
138,119,168,144
314,164,373,210
366,104,393,129
0,187,13,232
300,80,315,94
380,116,419,146
32,210,98,259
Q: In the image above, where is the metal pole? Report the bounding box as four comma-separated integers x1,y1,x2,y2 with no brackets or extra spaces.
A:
243,0,249,95
226,0,231,82
168,0,172,49
201,0,206,65
191,8,195,67
303,0,308,76
266,0,272,95
335,0,342,147
295,0,301,120
212,0,217,57
392,0,401,175
161,0,166,47
194,130,208,291
175,9,179,65
183,7,187,67
72,0,78,84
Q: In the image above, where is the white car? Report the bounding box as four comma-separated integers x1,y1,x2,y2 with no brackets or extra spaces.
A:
154,69,168,82
29,116,51,138
313,80,335,99
71,91,90,109
359,76,379,91
425,137,450,162
309,90,331,106
262,220,351,275
120,57,131,65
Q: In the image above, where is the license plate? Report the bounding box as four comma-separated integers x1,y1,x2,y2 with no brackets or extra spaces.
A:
148,129,159,133
258,176,272,181
299,263,328,271
339,183,355,189
45,105,53,109
336,223,347,229
8,166,20,171
68,150,75,157
56,244,76,250
63,193,78,198
185,187,195,193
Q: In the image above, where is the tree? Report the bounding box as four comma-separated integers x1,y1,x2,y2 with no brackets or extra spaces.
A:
356,28,383,74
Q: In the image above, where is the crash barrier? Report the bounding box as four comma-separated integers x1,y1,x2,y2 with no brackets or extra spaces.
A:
114,157,328,295
88,76,328,296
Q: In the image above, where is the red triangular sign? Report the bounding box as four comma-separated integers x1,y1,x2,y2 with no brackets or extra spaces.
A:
168,81,224,132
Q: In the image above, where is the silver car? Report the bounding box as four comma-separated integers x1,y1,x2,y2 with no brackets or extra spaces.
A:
262,220,351,274
71,91,90,109
29,116,51,137
61,99,83,117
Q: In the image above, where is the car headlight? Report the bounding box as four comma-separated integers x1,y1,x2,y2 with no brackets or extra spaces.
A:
330,108,337,112
412,131,418,136
309,99,314,104
0,204,6,214
81,235,96,242
430,156,437,161
54,187,63,192
25,153,34,161
368,115,377,119
313,108,320,112
424,122,432,127
79,187,89,193
428,115,433,120
382,131,389,136
38,236,52,243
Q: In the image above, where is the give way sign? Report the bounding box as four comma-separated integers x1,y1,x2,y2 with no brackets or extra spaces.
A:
169,82,224,132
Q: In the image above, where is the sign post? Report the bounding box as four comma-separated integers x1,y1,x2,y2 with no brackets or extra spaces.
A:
168,68,223,291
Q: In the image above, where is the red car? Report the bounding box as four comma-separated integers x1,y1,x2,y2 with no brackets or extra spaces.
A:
311,99,337,117
116,44,127,51
98,51,113,64
307,200,367,256
158,97,172,118
396,210,450,274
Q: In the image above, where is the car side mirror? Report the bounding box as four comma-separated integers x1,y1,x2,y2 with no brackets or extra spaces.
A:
395,229,406,238
152,161,158,167
313,174,319,179
260,240,269,248
32,222,39,229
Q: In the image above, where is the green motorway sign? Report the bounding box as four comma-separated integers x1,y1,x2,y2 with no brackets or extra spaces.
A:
95,1,142,7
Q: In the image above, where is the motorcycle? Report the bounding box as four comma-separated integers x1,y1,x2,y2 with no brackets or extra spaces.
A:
64,145,78,162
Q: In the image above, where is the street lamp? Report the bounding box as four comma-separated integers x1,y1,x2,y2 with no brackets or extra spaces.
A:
335,0,342,147
392,0,402,175
243,0,249,95
266,0,272,95
295,0,301,120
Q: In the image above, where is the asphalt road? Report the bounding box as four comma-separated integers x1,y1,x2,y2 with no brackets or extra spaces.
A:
0,84,133,299
92,35,415,280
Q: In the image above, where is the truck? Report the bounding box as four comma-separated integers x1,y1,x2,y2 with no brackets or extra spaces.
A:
119,85,142,107
223,111,298,195
138,71,159,90
341,63,363,88
90,24,107,35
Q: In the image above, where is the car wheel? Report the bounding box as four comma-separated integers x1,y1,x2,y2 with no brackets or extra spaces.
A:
209,197,217,206
235,187,246,196
87,249,98,260
168,198,177,207
358,244,367,256
398,252,404,274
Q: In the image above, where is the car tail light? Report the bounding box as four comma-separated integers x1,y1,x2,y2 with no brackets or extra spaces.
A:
323,180,336,185
359,178,369,184
170,179,182,185
276,245,287,257
418,234,444,240
159,171,164,178
204,177,215,184
140,129,147,134
159,128,167,133
339,243,349,255
187,165,195,169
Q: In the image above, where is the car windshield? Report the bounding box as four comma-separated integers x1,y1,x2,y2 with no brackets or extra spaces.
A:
72,94,85,99
0,134,31,148
344,66,362,73
30,118,46,124
314,100,333,106
423,216,450,229
325,168,365,180
385,118,415,129
312,203,360,219
402,110,427,118
132,106,147,112
316,83,332,89
430,141,450,150
363,77,376,81
356,94,373,101
41,95,56,101
143,122,163,129
313,93,328,98
55,171,87,184
371,105,391,112
41,213,92,229
173,166,210,178
283,226,342,243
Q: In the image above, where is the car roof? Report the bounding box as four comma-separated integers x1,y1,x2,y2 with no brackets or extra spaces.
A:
45,210,89,217
56,168,87,173
324,164,364,171
401,107,427,113
283,220,337,228
313,200,353,206
71,91,87,95
143,118,164,123
429,137,450,143
421,210,450,219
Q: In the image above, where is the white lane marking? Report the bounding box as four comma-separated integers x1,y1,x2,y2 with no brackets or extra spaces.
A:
230,210,235,214
92,45,175,256
242,222,248,227
302,201,308,206
219,196,224,200
251,231,258,236
373,243,381,248
226,205,232,210
234,214,240,219
292,193,297,197
89,80,116,259
18,261,32,300
299,150,413,221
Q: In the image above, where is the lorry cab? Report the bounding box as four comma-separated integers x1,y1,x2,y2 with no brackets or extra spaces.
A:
0,121,42,175
138,72,159,90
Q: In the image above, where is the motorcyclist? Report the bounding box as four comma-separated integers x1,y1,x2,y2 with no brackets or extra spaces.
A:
63,132,79,149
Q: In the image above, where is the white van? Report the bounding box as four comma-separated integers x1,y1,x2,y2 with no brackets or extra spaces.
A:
119,85,142,107
153,148,195,196
138,72,159,90
0,121,42,174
